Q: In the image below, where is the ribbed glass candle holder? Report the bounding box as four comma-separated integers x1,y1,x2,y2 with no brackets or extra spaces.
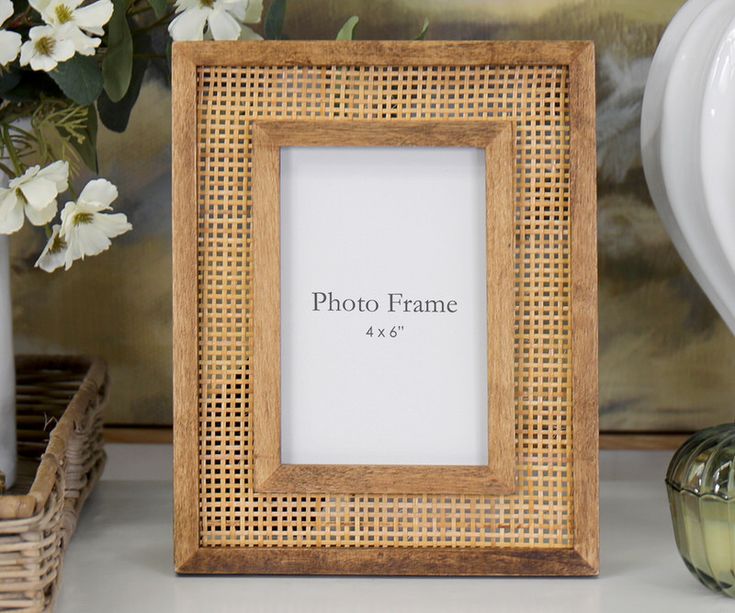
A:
666,424,735,597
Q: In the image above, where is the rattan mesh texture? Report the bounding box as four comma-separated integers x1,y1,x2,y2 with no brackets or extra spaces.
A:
196,63,572,549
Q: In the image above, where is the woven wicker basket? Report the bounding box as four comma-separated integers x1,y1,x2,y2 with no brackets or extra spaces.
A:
0,356,107,612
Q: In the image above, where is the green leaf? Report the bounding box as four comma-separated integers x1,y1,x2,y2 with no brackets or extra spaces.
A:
415,17,429,40
147,0,168,18
50,56,104,106
60,106,98,173
102,0,134,102
265,0,287,40
0,70,20,94
97,58,148,132
336,16,358,40
0,70,59,102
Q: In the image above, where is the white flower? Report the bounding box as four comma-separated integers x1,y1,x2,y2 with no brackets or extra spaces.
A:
0,0,21,66
59,178,131,270
168,0,263,42
0,161,69,234
35,224,67,272
30,0,113,56
19,24,76,71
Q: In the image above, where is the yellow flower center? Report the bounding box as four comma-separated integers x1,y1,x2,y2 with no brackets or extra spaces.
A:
54,4,73,24
200,0,214,7
34,36,56,57
48,234,67,254
73,212,94,226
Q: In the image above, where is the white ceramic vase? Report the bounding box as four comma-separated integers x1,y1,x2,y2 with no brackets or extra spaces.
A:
0,233,14,489
641,0,735,335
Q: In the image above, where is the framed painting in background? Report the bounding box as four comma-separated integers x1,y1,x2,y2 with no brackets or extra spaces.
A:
172,41,598,575
11,0,730,445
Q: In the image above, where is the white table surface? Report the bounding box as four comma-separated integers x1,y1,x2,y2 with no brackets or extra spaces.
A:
55,445,735,612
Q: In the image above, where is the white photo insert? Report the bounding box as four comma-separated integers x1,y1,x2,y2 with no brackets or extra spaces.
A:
280,147,489,466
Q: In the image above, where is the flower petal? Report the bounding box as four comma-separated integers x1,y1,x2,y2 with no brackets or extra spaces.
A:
73,224,112,257
74,0,113,34
78,178,118,210
52,36,76,63
19,40,35,67
35,225,67,273
207,7,241,41
36,160,69,193
20,27,73,72
24,199,58,226
65,25,100,55
0,191,25,234
218,0,245,21
168,7,209,41
0,30,22,65
30,53,59,71
0,0,13,24
63,226,87,269
243,0,262,24
19,176,58,209
238,24,262,40
9,165,40,189
92,211,131,239
28,0,51,14
59,200,75,230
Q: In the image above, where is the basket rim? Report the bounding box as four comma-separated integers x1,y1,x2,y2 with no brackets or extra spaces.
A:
0,355,107,520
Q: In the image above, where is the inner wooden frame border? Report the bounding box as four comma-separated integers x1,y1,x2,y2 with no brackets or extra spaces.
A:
251,120,515,496
172,41,599,577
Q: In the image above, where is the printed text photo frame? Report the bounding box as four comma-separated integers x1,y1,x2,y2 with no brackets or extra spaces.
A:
172,41,598,576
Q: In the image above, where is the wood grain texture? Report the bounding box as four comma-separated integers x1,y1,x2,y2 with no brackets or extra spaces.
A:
172,40,589,67
251,123,282,492
172,41,599,576
261,465,514,496
179,546,596,576
252,120,516,496
485,124,516,490
600,433,688,450
171,46,200,571
568,43,599,575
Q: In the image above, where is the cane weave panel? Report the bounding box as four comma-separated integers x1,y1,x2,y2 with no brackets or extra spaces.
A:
196,63,572,548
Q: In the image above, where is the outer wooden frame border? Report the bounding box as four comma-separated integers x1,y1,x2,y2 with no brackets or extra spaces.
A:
251,120,515,496
172,41,598,576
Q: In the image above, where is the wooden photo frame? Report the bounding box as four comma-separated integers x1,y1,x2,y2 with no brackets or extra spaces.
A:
173,41,598,576
253,120,515,496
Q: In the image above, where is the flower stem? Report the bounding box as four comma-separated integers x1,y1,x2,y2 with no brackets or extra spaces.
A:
0,162,14,178
1,125,24,176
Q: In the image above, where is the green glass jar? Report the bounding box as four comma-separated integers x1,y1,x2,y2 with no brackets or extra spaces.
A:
666,424,735,597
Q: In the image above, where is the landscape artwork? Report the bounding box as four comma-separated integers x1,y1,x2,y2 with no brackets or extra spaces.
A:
12,0,735,431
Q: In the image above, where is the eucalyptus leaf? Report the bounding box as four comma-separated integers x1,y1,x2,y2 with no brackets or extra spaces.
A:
147,0,168,18
102,0,134,102
50,56,104,106
0,70,20,95
97,58,148,132
0,70,60,102
265,0,287,40
415,17,429,40
336,16,358,40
